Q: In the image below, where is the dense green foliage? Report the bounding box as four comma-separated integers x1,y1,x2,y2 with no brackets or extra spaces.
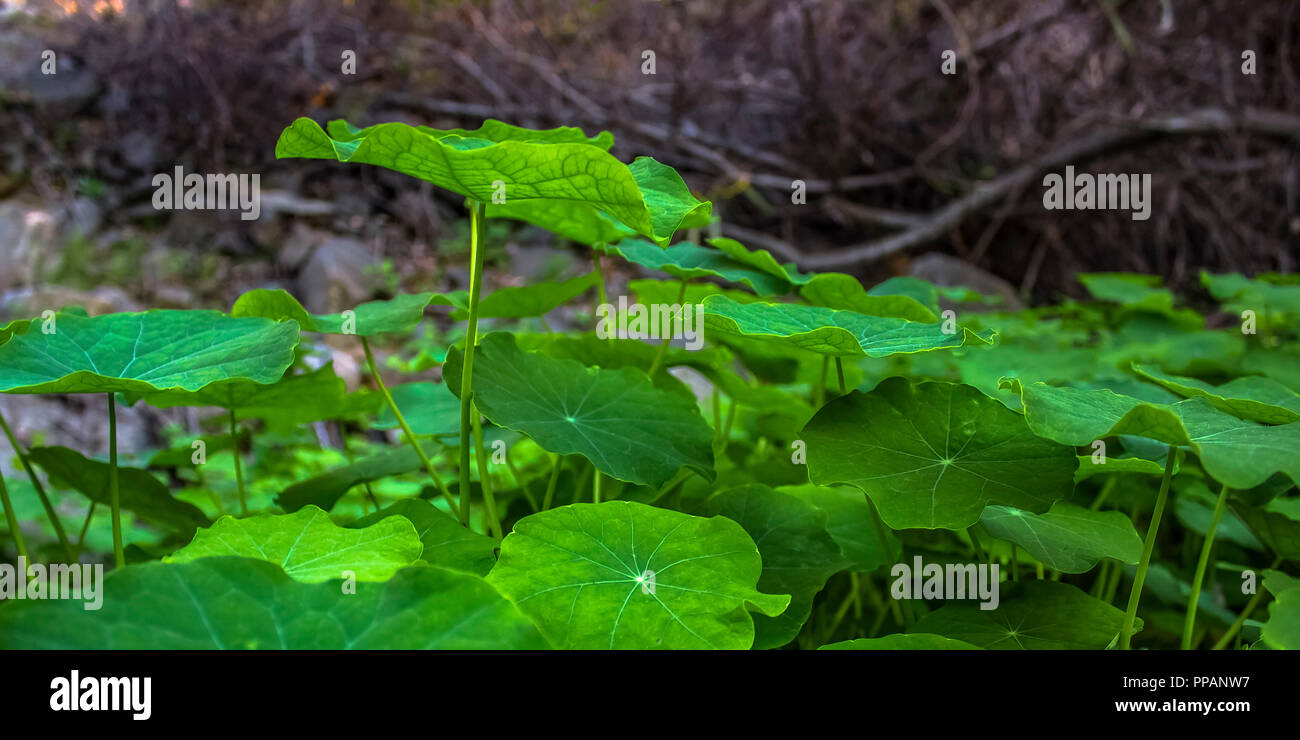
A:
0,119,1296,650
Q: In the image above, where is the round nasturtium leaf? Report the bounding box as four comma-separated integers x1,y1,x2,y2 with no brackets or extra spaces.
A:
910,580,1134,649
703,484,847,649
275,118,711,246
165,505,423,583
978,502,1142,573
348,498,498,577
1132,364,1300,424
803,377,1076,530
1004,378,1300,490
800,273,939,323
232,288,464,336
0,310,299,395
130,362,348,426
702,295,994,358
486,501,790,649
600,237,805,297
0,558,550,649
444,332,715,488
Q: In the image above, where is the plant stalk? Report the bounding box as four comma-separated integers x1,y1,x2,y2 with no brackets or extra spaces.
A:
541,453,562,511
0,411,74,560
229,409,247,516
458,200,489,525
0,467,27,560
107,394,124,569
360,336,459,518
1120,446,1176,649
1212,557,1281,650
469,410,502,539
647,280,688,377
1181,482,1230,650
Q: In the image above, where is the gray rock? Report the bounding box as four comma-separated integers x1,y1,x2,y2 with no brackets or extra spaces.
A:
908,252,1025,310
0,198,57,292
296,235,383,314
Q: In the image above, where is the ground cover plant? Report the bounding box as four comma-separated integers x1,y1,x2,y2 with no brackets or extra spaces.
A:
0,118,1296,650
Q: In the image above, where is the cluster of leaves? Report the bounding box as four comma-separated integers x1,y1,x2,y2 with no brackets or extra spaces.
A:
0,119,1296,650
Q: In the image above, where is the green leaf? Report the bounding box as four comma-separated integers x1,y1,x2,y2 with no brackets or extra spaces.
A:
1173,478,1263,551
1079,272,1176,315
1004,378,1300,489
1261,586,1300,649
375,382,460,437
1133,364,1300,424
800,273,939,323
1073,454,1173,483
486,501,789,649
978,502,1142,573
131,363,348,425
28,446,209,533
0,310,299,395
820,634,981,650
778,483,897,570
349,499,497,576
276,441,442,512
0,317,32,346
275,118,710,246
231,289,463,336
451,272,597,320
803,378,1076,529
165,505,422,583
1232,496,1300,560
0,558,549,649
598,239,793,296
444,332,715,488
702,295,994,358
703,484,846,648
911,580,1134,649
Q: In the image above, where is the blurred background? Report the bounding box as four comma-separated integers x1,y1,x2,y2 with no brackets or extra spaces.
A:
0,0,1296,456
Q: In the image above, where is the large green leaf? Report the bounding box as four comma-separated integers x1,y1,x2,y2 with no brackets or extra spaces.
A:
349,498,497,576
131,363,347,424
231,289,463,336
702,295,994,358
1232,496,1300,560
375,382,460,437
703,484,846,648
802,378,1076,529
276,118,710,246
165,505,422,582
1004,378,1300,489
910,580,1133,649
0,558,549,649
451,272,597,320
978,502,1142,573
1261,585,1300,649
800,273,939,323
29,446,209,533
486,501,789,649
778,484,897,570
444,332,714,487
276,440,443,512
0,310,298,395
1132,364,1300,424
820,634,981,650
599,239,789,296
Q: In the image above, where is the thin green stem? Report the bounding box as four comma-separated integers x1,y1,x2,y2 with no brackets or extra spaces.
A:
1182,482,1231,650
107,394,124,569
593,468,603,504
1120,446,1177,649
814,355,828,407
0,466,27,560
968,525,987,563
470,409,502,540
835,357,846,394
504,449,537,512
229,409,247,516
360,337,459,518
1213,557,1281,650
458,200,489,526
0,411,73,560
77,501,96,549
541,454,562,511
